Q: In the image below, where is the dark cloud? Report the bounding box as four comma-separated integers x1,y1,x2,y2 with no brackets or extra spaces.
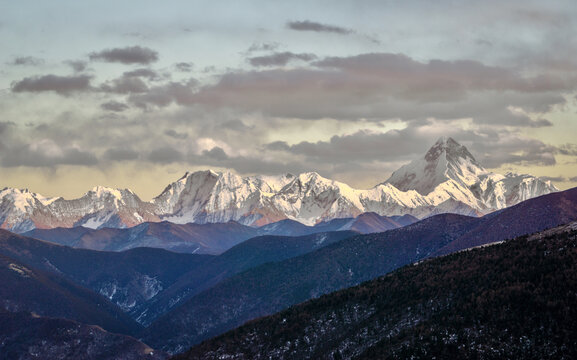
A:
557,144,577,156
103,148,139,161
123,68,159,79
184,53,574,125
175,62,193,72
164,129,188,139
188,150,309,175
247,42,280,53
287,20,353,35
100,76,148,94
128,80,197,108
89,46,158,65
0,121,15,134
147,146,184,163
249,52,317,67
65,60,88,72
202,146,229,161
1,145,97,167
11,75,92,95
10,56,44,66
100,101,129,112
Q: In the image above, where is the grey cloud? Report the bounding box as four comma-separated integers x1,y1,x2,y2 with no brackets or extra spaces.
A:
188,150,309,176
0,121,15,134
10,56,44,66
65,60,88,72
247,42,280,53
175,62,193,72
100,76,148,94
129,80,197,108
123,68,159,79
570,176,577,182
202,147,229,161
101,101,129,112
103,148,139,161
11,75,92,95
186,53,573,125
147,146,184,163
249,52,317,67
557,144,577,156
1,146,97,167
164,129,188,139
287,20,353,35
89,46,158,64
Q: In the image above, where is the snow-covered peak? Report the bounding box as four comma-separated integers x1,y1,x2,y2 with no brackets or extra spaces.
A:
385,137,487,195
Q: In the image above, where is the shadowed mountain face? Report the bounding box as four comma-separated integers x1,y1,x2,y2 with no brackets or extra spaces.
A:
0,309,165,360
132,230,358,326
0,229,211,314
144,187,577,353
0,251,141,336
174,224,577,360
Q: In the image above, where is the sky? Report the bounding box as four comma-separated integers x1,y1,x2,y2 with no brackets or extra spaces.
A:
1,0,576,200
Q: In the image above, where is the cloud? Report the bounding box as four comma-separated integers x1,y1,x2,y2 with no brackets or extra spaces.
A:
65,60,88,72
123,68,159,79
100,101,129,112
1,141,97,167
147,146,184,163
128,80,197,108
287,20,353,35
175,62,193,72
557,143,577,156
11,75,92,95
100,76,148,94
247,42,281,53
570,176,577,182
103,148,139,161
249,52,317,67
183,52,574,125
164,129,188,139
89,46,158,64
10,56,44,66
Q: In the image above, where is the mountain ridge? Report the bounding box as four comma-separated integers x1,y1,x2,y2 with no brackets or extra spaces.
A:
1,137,557,232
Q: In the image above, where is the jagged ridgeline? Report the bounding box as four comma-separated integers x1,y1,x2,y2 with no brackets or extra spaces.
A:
0,138,557,232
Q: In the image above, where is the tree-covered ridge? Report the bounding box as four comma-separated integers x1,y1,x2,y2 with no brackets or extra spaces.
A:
176,225,577,360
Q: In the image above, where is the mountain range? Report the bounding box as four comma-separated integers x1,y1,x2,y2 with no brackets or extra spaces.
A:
22,212,416,254
0,186,576,357
142,187,577,353
0,137,557,233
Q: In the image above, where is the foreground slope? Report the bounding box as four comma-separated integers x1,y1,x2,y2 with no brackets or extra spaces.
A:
144,187,577,353
0,310,164,360
176,223,577,360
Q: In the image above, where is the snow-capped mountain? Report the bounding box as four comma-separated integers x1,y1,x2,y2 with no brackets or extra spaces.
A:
0,137,558,232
